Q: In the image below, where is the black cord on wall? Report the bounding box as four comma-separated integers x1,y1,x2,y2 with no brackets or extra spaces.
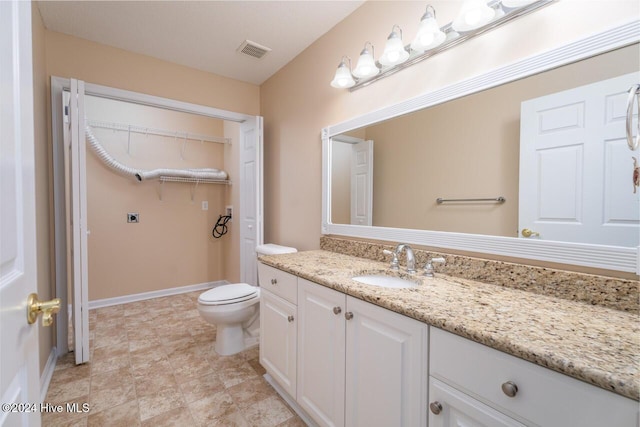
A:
212,214,232,238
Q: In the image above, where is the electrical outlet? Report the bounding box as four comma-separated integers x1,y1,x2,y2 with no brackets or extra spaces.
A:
202,201,209,211
226,206,233,221
127,213,139,223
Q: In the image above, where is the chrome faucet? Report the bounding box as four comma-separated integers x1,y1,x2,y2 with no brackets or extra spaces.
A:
382,249,400,270
394,243,416,274
424,256,446,278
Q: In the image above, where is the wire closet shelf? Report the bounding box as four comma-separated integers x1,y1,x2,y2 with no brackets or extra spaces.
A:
86,119,231,145
85,120,232,195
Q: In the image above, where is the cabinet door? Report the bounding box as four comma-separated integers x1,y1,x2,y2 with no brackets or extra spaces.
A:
260,289,297,397
297,279,346,427
345,297,428,427
429,378,525,427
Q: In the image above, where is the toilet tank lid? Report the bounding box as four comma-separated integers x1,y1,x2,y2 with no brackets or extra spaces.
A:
255,244,297,255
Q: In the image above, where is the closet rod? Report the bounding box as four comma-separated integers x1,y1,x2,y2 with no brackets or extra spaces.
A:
86,119,231,145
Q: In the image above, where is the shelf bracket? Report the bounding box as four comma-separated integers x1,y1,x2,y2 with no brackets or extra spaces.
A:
157,179,165,201
190,180,200,202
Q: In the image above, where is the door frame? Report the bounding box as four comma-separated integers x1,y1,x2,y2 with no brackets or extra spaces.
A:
51,77,263,357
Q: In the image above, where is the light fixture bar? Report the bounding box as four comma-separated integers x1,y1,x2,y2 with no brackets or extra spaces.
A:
349,0,554,91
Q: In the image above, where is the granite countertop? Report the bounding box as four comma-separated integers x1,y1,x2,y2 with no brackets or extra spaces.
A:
259,250,640,401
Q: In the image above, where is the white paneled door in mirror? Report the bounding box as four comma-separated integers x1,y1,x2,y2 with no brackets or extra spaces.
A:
519,72,639,247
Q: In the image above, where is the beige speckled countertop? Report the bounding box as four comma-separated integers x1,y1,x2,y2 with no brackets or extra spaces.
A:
259,250,639,401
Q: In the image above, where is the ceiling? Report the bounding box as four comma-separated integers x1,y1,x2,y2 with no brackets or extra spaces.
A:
36,1,365,85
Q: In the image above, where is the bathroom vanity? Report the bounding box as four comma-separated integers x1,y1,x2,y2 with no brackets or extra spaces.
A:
258,249,638,427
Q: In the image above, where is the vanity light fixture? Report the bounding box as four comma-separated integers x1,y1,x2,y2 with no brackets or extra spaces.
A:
379,25,410,66
330,56,356,89
353,42,380,79
411,5,446,53
501,0,538,8
452,0,496,32
330,0,553,91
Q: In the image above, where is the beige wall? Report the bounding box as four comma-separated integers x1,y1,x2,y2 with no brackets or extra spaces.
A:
85,97,229,300
32,3,55,375
44,29,260,300
261,0,640,252
45,31,260,116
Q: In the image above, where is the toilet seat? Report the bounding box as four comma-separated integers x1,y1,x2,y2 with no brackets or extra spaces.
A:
198,283,259,306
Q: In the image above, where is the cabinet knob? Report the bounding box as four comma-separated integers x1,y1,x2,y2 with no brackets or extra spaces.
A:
344,312,353,320
270,278,277,285
501,381,518,397
287,315,294,323
429,401,443,415
333,306,342,315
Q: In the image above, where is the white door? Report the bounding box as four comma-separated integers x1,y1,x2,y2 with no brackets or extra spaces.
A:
297,279,346,427
350,140,374,226
240,117,263,285
0,1,41,425
259,290,297,397
519,73,640,246
344,297,427,427
68,80,90,364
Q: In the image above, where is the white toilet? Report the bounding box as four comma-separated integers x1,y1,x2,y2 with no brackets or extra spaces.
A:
197,243,297,356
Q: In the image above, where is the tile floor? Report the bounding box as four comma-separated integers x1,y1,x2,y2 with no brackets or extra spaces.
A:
43,291,305,427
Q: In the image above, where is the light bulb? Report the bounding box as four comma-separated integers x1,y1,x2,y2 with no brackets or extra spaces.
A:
353,43,379,79
420,33,435,46
411,6,446,53
465,9,483,26
330,58,355,89
452,0,495,32
380,26,409,66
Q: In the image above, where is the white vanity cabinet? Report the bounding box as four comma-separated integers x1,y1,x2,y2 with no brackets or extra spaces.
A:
258,264,298,397
429,327,639,427
297,278,428,427
297,278,346,426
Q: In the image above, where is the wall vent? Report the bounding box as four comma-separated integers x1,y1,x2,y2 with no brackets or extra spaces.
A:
237,40,271,60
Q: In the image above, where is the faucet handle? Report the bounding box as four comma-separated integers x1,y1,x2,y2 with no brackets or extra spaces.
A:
424,257,446,278
383,249,399,270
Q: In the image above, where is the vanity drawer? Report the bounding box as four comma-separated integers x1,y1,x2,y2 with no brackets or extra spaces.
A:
258,263,297,304
430,327,638,427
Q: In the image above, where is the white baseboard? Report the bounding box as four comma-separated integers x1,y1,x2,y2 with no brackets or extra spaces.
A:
40,347,57,402
88,280,229,310
264,374,318,427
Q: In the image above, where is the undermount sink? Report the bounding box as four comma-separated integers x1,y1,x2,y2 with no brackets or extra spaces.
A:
352,274,417,289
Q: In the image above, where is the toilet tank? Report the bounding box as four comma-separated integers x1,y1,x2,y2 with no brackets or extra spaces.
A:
255,244,297,256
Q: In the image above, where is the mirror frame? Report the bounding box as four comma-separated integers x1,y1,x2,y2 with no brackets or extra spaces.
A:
322,19,640,274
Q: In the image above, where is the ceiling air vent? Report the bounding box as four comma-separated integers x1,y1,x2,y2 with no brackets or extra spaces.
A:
237,40,272,60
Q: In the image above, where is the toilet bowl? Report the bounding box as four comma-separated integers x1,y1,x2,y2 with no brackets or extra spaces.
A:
197,243,297,356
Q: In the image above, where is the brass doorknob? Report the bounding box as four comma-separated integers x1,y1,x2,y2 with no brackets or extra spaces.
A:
27,293,61,326
521,228,540,238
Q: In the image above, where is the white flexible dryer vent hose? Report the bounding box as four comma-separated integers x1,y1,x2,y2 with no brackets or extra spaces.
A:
84,125,228,182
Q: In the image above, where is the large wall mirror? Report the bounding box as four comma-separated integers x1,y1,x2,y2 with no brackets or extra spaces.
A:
322,21,640,274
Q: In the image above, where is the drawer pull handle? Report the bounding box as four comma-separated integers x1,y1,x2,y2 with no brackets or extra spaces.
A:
333,306,342,315
271,278,277,285
344,312,354,320
501,381,518,397
429,401,443,415
287,315,294,323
